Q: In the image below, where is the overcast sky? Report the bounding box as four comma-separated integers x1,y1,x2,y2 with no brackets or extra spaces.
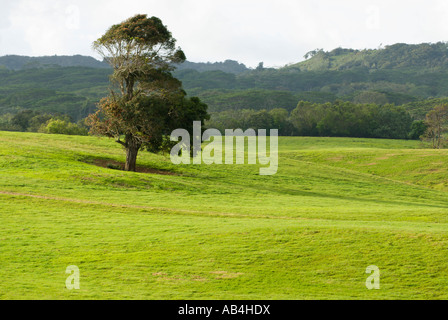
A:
0,0,447,68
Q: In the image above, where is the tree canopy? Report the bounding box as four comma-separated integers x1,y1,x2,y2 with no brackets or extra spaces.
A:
93,14,186,100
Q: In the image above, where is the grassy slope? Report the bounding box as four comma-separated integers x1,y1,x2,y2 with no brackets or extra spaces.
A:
0,132,448,299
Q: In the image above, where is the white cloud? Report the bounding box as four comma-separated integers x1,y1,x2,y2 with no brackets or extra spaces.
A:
0,0,447,67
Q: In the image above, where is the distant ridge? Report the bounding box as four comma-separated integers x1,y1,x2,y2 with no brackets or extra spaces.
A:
0,55,110,70
3,42,448,73
0,55,249,74
175,60,249,74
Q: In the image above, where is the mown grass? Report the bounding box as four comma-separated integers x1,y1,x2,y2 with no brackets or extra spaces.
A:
0,131,447,299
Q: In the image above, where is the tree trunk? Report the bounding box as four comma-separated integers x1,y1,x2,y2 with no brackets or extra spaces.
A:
125,145,139,171
124,144,140,171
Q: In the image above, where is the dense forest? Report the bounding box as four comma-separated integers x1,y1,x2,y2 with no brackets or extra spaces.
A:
1,42,448,139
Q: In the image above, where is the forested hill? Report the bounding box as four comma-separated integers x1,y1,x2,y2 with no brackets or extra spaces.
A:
2,42,448,124
174,42,448,116
288,42,448,71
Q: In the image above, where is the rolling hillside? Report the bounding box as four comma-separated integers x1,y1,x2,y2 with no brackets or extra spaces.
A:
1,132,447,299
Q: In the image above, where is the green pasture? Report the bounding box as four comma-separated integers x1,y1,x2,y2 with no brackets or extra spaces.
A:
0,131,447,299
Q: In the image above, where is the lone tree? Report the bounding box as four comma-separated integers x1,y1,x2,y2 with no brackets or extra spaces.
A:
422,104,448,149
87,14,209,171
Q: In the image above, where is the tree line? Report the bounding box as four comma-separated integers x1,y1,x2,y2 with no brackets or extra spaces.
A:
207,100,435,140
0,109,88,135
4,99,448,149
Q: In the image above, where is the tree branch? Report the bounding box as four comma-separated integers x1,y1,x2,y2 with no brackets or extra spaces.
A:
115,138,126,147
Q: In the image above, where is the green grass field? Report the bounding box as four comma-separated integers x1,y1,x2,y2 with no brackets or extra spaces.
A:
1,131,448,299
